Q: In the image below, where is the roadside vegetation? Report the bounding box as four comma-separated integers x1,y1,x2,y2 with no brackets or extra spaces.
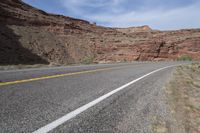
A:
81,56,95,64
177,55,193,61
160,63,200,133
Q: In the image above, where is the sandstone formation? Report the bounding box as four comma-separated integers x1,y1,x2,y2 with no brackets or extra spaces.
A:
0,0,200,65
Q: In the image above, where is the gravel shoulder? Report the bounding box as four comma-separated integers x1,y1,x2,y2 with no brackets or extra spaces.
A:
155,63,200,133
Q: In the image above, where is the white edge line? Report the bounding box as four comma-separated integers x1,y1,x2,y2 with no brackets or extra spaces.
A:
33,65,179,133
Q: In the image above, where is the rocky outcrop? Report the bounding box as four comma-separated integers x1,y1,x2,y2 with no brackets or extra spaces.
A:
0,0,200,65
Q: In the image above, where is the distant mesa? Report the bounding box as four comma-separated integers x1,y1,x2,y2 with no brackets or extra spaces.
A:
116,25,152,33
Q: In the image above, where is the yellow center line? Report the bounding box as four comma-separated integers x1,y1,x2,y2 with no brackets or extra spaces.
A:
0,65,130,86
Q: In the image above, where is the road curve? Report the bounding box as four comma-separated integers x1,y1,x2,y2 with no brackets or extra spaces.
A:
0,62,183,133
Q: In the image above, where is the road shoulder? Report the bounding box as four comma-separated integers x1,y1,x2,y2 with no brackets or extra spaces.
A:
153,63,200,133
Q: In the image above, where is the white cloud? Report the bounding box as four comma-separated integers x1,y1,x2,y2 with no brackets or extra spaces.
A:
60,0,125,15
60,0,200,30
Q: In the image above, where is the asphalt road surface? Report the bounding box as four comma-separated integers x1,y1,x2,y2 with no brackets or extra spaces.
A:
0,62,185,133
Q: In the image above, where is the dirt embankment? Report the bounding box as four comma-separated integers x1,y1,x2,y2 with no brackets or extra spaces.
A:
0,0,200,65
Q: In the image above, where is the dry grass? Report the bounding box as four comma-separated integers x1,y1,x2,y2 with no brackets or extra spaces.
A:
164,63,200,133
152,116,169,133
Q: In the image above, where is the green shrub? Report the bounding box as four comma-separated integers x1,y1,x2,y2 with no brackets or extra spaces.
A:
177,55,192,61
81,56,94,64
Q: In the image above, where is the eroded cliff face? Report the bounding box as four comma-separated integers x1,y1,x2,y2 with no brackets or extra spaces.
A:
0,0,199,65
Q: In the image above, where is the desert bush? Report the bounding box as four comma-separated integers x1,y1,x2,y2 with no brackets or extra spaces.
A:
81,56,94,64
177,55,192,61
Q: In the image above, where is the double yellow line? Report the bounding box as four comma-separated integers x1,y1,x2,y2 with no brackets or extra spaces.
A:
0,66,126,86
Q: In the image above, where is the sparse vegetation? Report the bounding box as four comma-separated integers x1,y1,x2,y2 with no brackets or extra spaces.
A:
123,59,127,62
164,63,200,133
177,55,192,61
81,56,94,64
152,116,168,133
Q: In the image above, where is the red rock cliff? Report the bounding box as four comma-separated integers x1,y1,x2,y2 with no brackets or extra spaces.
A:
0,0,199,65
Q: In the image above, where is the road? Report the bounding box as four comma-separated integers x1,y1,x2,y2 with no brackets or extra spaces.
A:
0,62,184,133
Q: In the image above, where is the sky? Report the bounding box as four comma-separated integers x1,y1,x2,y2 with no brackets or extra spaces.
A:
23,0,200,30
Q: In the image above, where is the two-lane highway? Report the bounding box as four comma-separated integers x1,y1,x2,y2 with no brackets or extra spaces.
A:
0,62,184,133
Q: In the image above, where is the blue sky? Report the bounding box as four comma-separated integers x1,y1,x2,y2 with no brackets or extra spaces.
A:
23,0,200,30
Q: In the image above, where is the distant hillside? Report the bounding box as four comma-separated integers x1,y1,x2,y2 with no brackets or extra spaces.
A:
0,0,200,65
